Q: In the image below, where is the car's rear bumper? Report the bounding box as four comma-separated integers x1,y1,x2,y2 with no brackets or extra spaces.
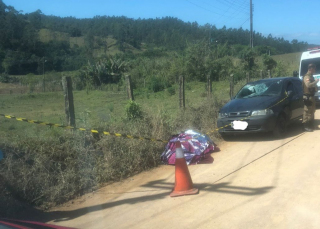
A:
217,114,277,134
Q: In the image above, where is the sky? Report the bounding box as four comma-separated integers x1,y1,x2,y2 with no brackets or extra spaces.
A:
4,0,320,45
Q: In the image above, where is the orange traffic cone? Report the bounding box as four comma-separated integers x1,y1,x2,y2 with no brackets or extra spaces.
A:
170,141,199,197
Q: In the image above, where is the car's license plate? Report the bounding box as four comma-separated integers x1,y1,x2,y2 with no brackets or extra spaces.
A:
231,120,248,130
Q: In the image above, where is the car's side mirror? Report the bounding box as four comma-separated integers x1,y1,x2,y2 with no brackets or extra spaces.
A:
286,90,293,97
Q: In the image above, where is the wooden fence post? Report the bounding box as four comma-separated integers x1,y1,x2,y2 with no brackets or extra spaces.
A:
246,72,250,83
62,76,76,127
126,75,134,101
207,74,212,98
229,74,234,99
42,58,46,92
268,70,271,78
179,75,185,108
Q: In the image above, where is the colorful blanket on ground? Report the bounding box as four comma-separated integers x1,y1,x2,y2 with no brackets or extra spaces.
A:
161,130,217,165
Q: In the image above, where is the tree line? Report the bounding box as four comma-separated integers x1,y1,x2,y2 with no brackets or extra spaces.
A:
0,0,308,79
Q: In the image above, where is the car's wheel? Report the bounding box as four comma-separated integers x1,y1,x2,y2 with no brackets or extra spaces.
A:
273,114,287,138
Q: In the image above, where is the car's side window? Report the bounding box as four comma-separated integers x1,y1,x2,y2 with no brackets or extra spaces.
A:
286,81,295,95
292,80,303,96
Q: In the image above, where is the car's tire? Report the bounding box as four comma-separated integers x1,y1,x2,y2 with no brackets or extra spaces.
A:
273,114,287,138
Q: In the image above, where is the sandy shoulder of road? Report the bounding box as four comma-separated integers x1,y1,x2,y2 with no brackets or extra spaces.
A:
48,112,320,229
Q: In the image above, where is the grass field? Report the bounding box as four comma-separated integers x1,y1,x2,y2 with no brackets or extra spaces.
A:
272,52,302,73
0,79,235,210
0,79,235,138
0,51,301,212
0,69,282,147
38,29,139,57
0,50,301,158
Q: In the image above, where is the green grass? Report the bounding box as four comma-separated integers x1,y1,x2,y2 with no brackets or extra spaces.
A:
0,78,258,210
0,72,280,142
0,80,232,209
0,80,232,135
0,31,305,213
38,29,140,57
257,52,302,76
272,52,302,74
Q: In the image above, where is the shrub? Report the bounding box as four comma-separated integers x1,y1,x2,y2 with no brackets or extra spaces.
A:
125,100,143,120
0,85,225,213
107,103,114,112
0,134,98,208
0,73,10,83
0,74,19,84
149,76,165,92
200,92,207,97
0,113,166,210
185,83,192,90
167,86,176,96
174,97,224,138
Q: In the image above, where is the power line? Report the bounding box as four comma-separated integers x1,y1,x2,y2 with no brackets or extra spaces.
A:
222,0,248,9
239,17,250,28
214,0,249,12
199,0,232,12
234,0,251,28
200,0,249,16
195,0,250,28
214,0,249,24
183,0,252,43
232,0,250,17
185,0,226,17
185,0,249,21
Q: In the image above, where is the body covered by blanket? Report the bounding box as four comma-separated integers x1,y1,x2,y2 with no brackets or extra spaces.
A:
161,130,217,165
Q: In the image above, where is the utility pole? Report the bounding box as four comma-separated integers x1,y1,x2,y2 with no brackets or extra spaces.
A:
250,0,253,48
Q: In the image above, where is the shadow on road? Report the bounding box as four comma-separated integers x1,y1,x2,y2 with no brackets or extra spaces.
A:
18,179,273,223
140,179,274,196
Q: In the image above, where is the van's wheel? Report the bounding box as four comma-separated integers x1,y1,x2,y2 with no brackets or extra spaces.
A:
273,114,287,138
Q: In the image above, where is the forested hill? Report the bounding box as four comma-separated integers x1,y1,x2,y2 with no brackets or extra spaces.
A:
0,0,308,75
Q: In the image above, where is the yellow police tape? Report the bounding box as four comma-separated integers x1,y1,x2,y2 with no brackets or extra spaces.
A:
0,94,289,142
0,114,168,143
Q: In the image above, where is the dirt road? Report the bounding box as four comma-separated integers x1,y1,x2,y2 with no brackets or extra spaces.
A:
47,113,320,229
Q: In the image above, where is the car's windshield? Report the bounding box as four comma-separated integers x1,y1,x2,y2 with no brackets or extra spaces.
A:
235,80,283,99
300,58,320,76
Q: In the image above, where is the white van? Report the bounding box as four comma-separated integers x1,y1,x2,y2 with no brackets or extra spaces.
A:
299,47,320,104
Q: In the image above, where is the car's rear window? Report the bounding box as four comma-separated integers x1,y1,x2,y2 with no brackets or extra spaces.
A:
236,80,283,98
